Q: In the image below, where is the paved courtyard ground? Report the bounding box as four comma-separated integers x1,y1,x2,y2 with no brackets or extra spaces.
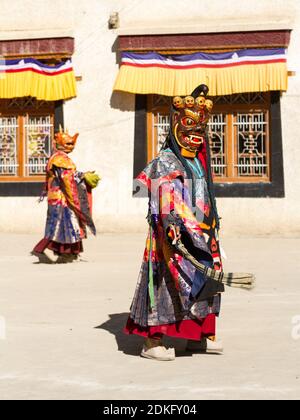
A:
0,232,299,400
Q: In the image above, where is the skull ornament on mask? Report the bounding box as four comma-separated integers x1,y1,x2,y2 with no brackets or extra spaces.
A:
205,99,214,112
184,96,195,108
54,126,79,153
195,96,206,109
173,96,184,109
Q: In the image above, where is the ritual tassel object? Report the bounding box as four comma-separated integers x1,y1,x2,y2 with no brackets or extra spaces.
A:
169,225,255,290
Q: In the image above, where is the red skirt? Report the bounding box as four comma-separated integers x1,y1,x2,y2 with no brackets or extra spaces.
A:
33,238,83,256
124,314,215,341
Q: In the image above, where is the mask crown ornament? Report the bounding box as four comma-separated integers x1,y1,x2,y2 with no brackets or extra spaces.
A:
54,125,79,153
195,95,206,109
205,99,213,112
184,96,195,108
172,96,184,109
171,84,213,157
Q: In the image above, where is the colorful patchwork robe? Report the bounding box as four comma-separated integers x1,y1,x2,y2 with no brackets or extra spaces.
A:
128,148,223,328
44,151,96,244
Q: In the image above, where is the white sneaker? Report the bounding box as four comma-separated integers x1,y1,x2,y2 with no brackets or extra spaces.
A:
43,248,59,263
141,340,175,361
186,338,223,354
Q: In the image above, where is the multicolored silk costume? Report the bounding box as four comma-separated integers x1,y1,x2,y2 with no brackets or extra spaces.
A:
33,132,96,256
125,85,224,340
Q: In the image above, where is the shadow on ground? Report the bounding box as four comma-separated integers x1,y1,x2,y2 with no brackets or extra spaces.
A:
95,313,144,356
96,313,194,358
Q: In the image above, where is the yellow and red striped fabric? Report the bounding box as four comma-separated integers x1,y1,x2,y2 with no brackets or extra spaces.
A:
113,48,288,96
0,58,76,100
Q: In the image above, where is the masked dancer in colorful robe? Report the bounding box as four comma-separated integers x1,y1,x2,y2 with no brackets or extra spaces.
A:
125,84,225,361
32,127,100,263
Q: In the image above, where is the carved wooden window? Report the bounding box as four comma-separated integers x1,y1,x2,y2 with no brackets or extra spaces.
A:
147,92,271,183
0,98,54,182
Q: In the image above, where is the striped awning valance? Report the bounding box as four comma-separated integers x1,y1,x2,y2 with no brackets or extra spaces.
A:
113,48,288,96
0,58,76,101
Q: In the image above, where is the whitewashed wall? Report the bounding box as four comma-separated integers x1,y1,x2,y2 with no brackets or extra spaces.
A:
0,0,299,236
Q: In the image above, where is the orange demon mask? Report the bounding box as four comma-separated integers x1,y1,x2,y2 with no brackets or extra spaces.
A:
54,125,79,153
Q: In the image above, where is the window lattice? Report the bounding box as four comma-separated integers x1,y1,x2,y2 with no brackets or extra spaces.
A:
214,92,268,105
25,115,53,176
208,114,226,177
7,97,54,110
0,98,54,180
235,112,268,177
153,113,169,155
0,117,18,176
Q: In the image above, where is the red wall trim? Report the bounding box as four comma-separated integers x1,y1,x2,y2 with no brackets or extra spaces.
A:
0,37,74,57
119,30,291,51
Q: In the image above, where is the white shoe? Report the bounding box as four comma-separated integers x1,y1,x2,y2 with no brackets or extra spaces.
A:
141,340,175,361
186,338,223,354
43,248,59,263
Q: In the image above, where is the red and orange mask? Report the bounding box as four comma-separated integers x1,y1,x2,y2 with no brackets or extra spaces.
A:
54,126,79,153
171,85,213,158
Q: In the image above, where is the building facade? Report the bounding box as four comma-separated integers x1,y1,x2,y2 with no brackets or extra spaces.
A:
0,0,299,236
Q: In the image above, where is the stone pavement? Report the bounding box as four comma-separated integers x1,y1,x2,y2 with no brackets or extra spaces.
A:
0,232,299,400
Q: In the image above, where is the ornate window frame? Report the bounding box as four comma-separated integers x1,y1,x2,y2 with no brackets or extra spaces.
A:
0,100,64,197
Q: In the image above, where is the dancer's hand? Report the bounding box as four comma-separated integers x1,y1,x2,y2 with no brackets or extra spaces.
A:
84,171,101,188
167,224,181,245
